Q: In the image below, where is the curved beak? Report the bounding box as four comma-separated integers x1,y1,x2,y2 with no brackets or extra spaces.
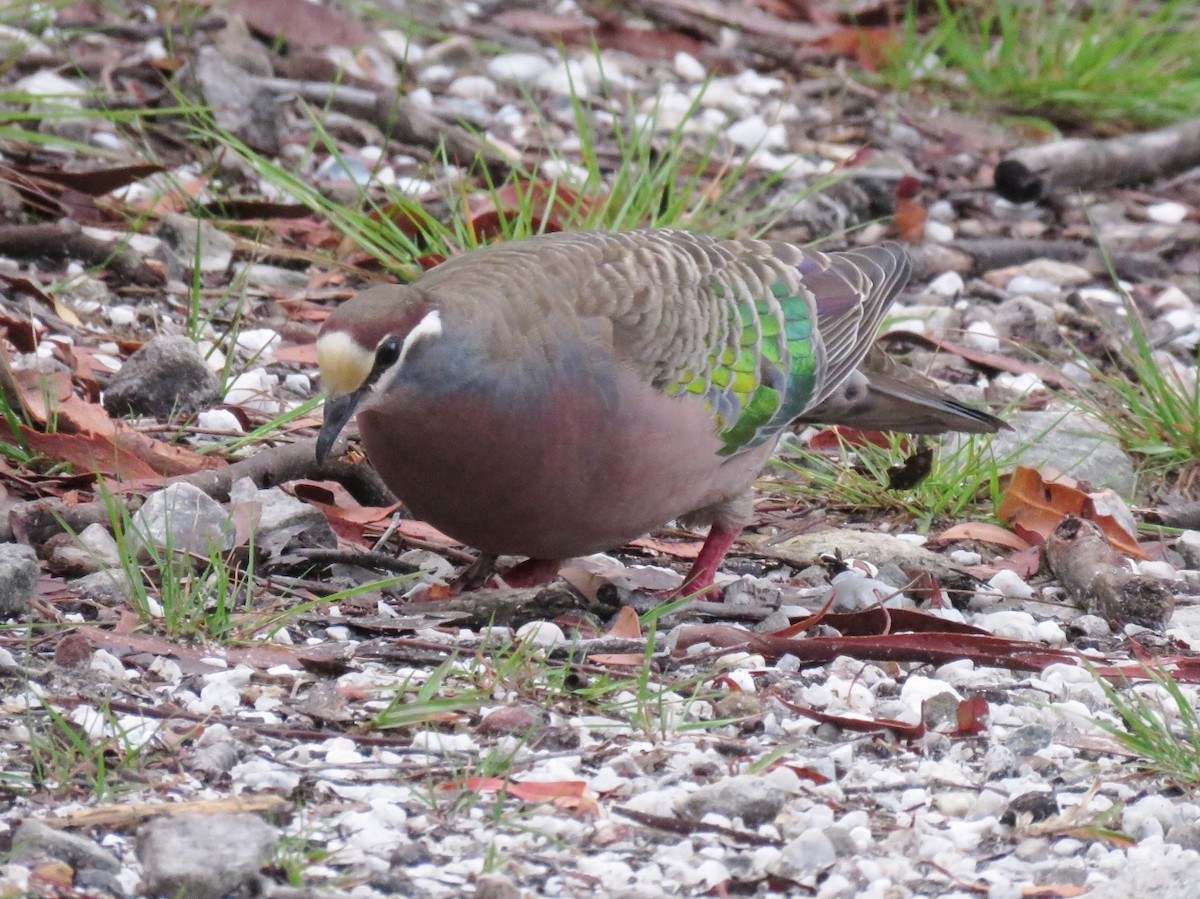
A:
316,390,365,463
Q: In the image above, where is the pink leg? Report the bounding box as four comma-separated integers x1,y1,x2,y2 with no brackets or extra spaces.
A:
495,557,563,589
676,523,743,600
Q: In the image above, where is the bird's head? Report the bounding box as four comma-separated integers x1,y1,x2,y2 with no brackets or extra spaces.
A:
315,285,442,463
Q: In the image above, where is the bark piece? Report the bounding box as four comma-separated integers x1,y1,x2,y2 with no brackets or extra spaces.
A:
1044,516,1174,631
995,118,1200,202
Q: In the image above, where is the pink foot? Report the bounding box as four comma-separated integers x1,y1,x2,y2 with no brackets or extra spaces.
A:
673,523,743,601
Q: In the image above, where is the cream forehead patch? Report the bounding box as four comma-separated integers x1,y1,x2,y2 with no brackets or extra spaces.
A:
316,331,374,394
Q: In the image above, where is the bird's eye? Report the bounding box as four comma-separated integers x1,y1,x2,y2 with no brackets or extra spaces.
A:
374,338,401,372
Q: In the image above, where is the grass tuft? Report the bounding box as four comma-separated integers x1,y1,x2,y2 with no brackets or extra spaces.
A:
885,0,1200,128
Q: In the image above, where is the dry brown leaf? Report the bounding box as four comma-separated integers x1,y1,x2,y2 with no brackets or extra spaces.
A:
998,466,1149,559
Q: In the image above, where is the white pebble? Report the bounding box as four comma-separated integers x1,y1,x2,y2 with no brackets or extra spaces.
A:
417,64,455,86
224,368,280,413
196,409,242,432
107,305,137,326
973,610,1038,641
725,115,786,150
516,620,566,648
949,549,982,566
487,52,552,83
1006,275,1061,298
673,51,706,82
927,271,964,297
447,75,497,102
1137,559,1179,580
1034,620,1067,647
963,320,1001,353
1146,201,1188,224
235,328,280,360
988,569,1035,599
1154,286,1194,311
923,220,955,243
734,69,784,96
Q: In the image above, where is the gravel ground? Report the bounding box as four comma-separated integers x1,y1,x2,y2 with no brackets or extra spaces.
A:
2,2,1200,897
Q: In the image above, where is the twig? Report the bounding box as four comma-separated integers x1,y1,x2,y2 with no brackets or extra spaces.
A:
995,118,1200,202
0,220,163,286
1044,516,1175,631
613,805,782,847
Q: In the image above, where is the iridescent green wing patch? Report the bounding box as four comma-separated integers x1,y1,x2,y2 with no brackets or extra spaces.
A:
662,277,821,456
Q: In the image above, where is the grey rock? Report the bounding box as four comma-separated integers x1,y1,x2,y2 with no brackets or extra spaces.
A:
228,478,336,560
103,335,220,420
770,827,837,880
980,408,1137,496
189,739,242,777
78,523,122,567
137,812,278,899
1176,530,1200,570
1083,847,1200,899
678,774,784,827
188,46,280,153
992,294,1060,346
133,482,234,556
474,872,521,899
1166,821,1200,852
11,818,121,873
156,212,236,278
71,568,134,605
921,691,961,730
1004,723,1053,756
0,542,38,618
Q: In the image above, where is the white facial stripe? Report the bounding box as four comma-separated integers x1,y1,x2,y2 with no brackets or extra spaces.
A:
373,309,443,392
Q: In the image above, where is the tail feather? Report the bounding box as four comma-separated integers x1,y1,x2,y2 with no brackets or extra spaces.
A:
801,348,1008,435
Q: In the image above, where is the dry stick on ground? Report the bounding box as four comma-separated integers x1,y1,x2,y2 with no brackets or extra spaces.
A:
994,117,1200,203
1044,515,1175,631
0,220,163,286
3,437,394,544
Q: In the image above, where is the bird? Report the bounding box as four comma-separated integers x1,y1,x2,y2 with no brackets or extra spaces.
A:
315,229,1006,598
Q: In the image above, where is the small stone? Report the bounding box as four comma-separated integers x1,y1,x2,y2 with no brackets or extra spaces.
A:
771,828,836,879
1176,531,1200,570
224,367,280,413
679,774,784,827
0,543,39,618
1146,202,1188,224
137,813,277,899
103,335,220,420
132,482,234,556
725,115,786,150
515,620,566,648
924,220,955,243
1123,794,1180,840
1006,274,1062,298
963,320,1001,352
673,51,706,82
927,271,964,297
992,295,1059,345
11,819,120,873
1004,723,1053,756
448,75,497,102
156,212,236,276
487,52,552,83
988,569,1035,600
474,872,521,899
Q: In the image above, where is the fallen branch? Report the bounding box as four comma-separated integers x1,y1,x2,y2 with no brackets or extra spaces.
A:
0,220,163,286
995,118,1200,202
1044,516,1175,631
